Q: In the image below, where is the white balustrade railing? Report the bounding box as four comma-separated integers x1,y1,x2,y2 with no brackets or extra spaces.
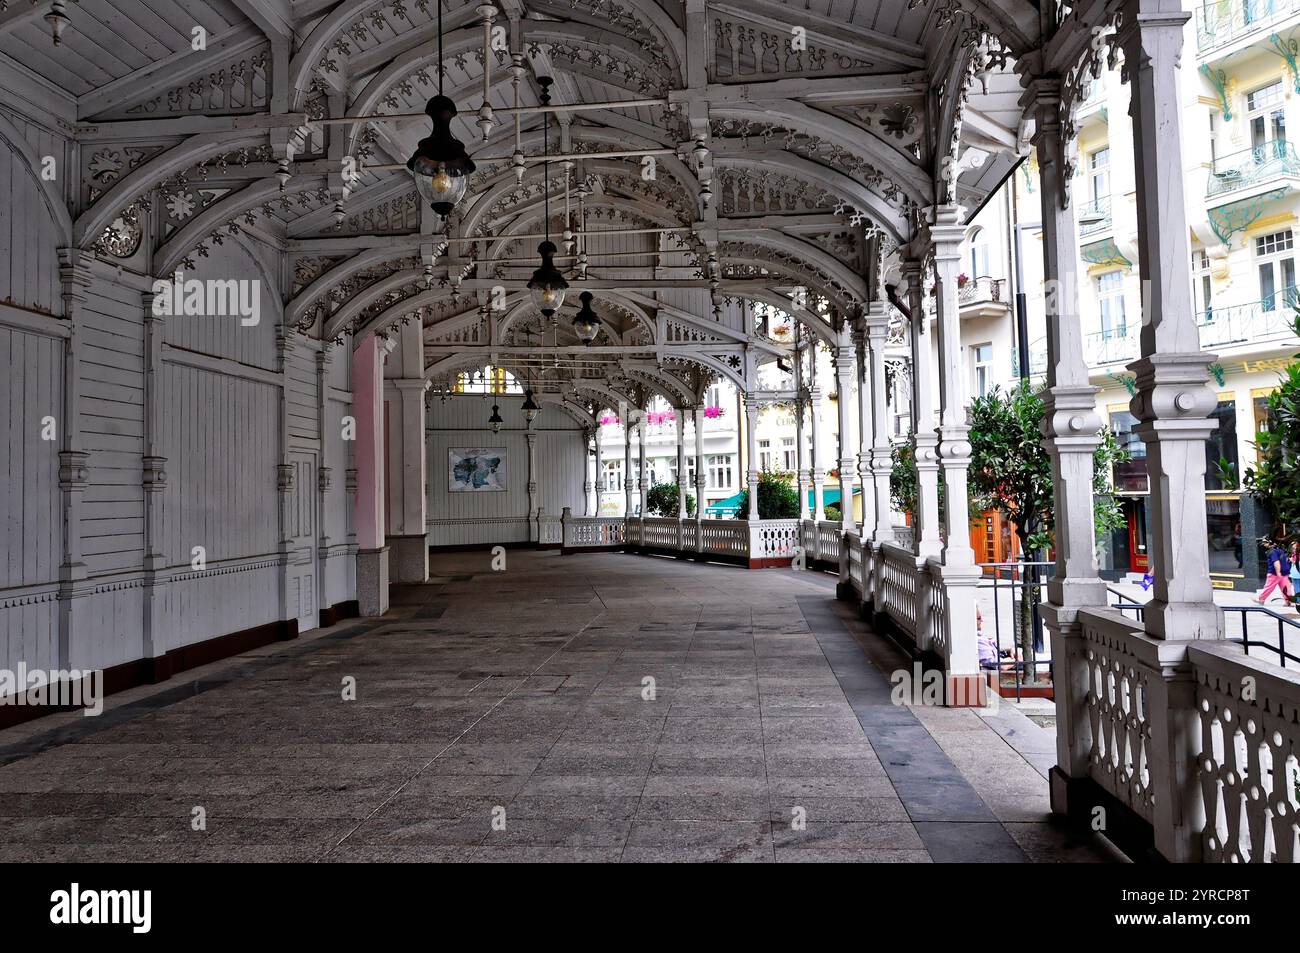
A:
926,561,945,657
564,515,625,548
1079,608,1156,825
700,519,748,557
1191,641,1300,863
641,516,681,549
847,533,863,600
751,519,801,561
880,542,919,637
538,515,563,546
815,521,841,564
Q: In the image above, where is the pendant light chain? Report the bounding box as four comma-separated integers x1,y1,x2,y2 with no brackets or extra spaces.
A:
437,0,444,96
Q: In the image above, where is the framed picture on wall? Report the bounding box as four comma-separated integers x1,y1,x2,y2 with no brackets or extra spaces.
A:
448,447,507,492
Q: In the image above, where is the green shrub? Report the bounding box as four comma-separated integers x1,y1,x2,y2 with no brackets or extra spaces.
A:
645,482,696,517
733,470,800,519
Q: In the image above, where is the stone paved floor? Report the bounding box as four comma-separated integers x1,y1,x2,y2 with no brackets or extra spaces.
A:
0,550,1122,863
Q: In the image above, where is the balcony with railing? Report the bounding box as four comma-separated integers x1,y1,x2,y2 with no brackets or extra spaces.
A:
957,276,1008,318
1197,289,1300,349
1078,195,1112,239
1206,139,1300,199
1195,0,1300,54
1083,325,1140,367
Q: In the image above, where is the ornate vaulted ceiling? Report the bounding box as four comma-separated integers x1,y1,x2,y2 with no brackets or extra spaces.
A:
2,0,1046,413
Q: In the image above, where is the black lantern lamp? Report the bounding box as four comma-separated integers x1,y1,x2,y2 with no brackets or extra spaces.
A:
528,240,567,317
408,95,476,216
488,403,503,433
521,389,540,425
527,76,567,318
406,1,476,217
572,290,600,343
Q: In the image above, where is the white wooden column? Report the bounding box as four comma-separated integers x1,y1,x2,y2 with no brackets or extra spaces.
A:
637,413,648,516
744,396,760,520
1031,80,1110,810
140,286,168,663
809,387,826,522
832,336,857,533
854,322,875,535
927,207,981,696
593,422,603,515
623,414,634,517
693,403,706,549
863,301,895,544
1119,0,1223,862
351,332,388,616
315,346,335,621
274,327,295,625
675,407,687,518
903,259,942,560
526,429,539,539
585,426,595,512
1121,0,1223,643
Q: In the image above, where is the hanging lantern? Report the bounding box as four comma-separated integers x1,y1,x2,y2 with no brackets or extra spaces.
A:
527,240,568,317
488,403,503,433
47,0,70,45
521,389,540,425
407,94,477,217
573,291,600,343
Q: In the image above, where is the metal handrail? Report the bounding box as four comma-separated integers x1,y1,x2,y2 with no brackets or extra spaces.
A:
1078,195,1113,237
1196,0,1300,53
1107,585,1300,669
1206,139,1300,197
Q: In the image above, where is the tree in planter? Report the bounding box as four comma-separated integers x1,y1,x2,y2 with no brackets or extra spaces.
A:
967,384,1129,678
733,470,801,519
645,482,696,518
824,504,841,523
1246,310,1300,539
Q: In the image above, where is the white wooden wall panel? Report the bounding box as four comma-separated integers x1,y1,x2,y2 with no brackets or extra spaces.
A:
0,325,63,588
160,361,279,564
79,284,145,576
425,397,587,547
161,242,279,370
287,347,320,442
0,120,62,316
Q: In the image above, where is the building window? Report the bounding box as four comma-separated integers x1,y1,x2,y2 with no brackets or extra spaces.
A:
1254,389,1275,463
1109,409,1148,494
781,437,796,471
758,439,773,471
972,343,994,398
1255,229,1296,311
1089,147,1110,203
968,227,991,277
1247,80,1286,154
708,454,733,489
1097,271,1126,338
1193,250,1213,323
603,460,623,492
1206,399,1238,490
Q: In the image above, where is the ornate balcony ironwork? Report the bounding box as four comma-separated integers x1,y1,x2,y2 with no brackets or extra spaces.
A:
957,275,1005,304
1078,195,1112,238
1206,139,1300,198
1195,0,1300,54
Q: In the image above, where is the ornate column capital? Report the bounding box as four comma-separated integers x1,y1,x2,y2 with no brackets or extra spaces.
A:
58,451,90,489
142,456,167,492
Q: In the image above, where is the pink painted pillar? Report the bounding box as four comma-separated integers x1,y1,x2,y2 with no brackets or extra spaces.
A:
352,333,389,615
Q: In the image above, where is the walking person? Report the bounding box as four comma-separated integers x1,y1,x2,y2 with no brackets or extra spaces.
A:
1289,541,1300,608
1257,538,1294,605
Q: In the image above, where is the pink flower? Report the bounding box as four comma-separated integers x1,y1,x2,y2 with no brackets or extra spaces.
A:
703,406,724,418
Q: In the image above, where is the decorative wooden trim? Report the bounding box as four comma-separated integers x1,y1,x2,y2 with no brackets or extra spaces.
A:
161,343,285,389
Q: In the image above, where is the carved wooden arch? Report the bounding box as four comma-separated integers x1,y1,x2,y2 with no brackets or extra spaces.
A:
620,365,696,408
722,229,868,304
288,246,418,329
336,282,468,343
154,176,328,276
712,151,905,244
459,154,698,243
710,101,932,209
0,114,72,243
495,289,658,346
75,131,268,248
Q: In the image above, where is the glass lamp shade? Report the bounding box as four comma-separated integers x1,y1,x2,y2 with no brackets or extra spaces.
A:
407,94,477,217
488,403,503,433
572,290,600,343
521,389,540,424
527,240,568,317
